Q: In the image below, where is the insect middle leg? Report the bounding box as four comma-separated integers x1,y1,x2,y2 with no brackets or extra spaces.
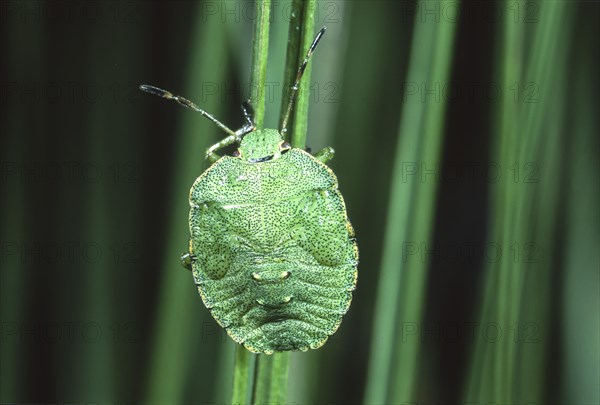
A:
314,147,335,163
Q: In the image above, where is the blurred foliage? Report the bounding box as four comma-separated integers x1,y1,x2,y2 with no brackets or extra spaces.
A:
1,1,598,404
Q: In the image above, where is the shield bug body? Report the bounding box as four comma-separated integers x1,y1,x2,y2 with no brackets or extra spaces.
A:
140,28,358,354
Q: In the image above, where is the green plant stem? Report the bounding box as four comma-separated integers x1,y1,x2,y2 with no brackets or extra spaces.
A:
232,346,256,405
249,0,271,128
232,0,319,402
245,2,317,404
278,0,303,138
232,1,270,404
278,0,317,149
252,353,291,404
290,0,317,149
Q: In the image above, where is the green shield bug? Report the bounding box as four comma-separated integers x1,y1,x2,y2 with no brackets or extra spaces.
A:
140,28,358,354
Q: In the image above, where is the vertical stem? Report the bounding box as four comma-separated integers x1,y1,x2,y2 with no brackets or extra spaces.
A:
278,0,304,139
290,0,317,149
231,345,256,404
249,0,272,128
233,0,319,401
232,1,270,404
252,353,290,404
249,1,317,404
278,0,317,149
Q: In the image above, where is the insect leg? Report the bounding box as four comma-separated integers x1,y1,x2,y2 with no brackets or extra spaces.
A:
180,252,195,271
204,134,240,162
314,146,335,163
204,101,257,162
206,126,258,162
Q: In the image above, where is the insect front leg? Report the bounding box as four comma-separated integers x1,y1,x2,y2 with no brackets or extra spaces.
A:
205,135,239,162
314,146,335,163
205,110,255,162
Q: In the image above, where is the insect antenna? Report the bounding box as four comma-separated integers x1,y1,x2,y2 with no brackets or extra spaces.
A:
139,84,237,136
280,27,326,138
236,99,256,137
241,99,255,127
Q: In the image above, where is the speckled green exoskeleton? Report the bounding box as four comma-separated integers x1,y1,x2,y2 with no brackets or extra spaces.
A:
140,28,358,354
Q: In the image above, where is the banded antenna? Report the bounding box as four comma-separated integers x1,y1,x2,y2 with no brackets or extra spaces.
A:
139,85,255,139
280,27,326,138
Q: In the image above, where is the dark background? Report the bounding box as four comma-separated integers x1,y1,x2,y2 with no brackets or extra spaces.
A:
1,1,598,404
